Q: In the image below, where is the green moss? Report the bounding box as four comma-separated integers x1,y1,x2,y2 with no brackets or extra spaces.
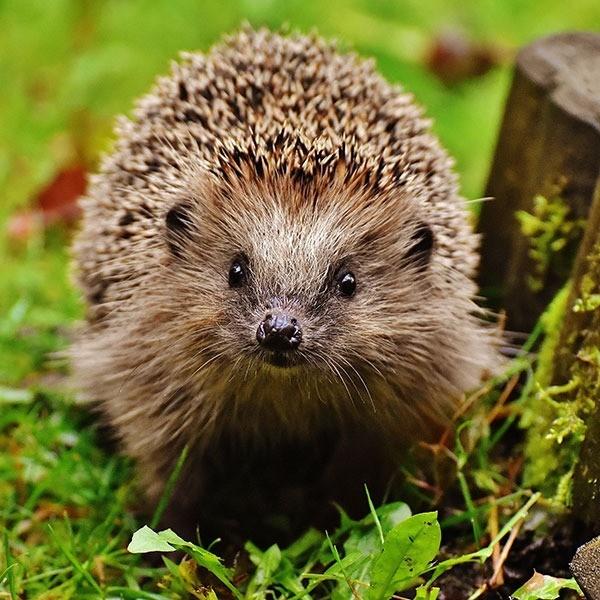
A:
573,272,600,312
530,283,570,390
516,193,585,293
522,244,600,504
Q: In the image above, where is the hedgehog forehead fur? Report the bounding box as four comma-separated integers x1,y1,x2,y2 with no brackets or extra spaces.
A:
73,27,499,469
170,162,432,297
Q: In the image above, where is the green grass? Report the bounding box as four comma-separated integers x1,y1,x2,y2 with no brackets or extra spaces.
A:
0,350,581,597
2,0,599,597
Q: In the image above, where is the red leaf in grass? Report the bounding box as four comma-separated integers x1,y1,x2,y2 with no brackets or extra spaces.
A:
7,164,87,240
36,164,87,215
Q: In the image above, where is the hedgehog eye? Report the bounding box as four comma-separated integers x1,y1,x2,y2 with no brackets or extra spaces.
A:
406,223,434,268
228,259,247,288
337,271,357,297
165,202,193,258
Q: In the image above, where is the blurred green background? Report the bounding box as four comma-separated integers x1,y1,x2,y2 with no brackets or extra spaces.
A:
3,0,600,212
0,4,599,594
1,0,600,384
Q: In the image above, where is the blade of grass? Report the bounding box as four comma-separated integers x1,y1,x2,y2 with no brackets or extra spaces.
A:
150,444,189,529
440,490,526,528
48,525,103,595
2,531,17,600
454,422,483,545
425,492,541,587
365,484,384,546
457,470,482,545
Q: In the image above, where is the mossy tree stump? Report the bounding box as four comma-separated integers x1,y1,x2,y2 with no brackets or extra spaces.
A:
478,32,600,531
560,178,600,531
478,31,600,333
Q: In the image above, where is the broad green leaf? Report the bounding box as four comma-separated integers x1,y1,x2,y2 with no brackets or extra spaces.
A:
182,546,240,599
332,504,414,600
377,502,413,535
368,512,441,600
127,525,175,553
273,555,309,595
331,556,372,600
246,543,282,594
346,502,412,555
344,524,383,557
159,527,236,590
128,526,242,599
284,528,323,560
327,550,372,600
156,528,187,546
512,572,582,600
324,551,368,577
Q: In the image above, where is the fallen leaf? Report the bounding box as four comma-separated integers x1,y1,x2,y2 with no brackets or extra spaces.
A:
7,164,87,240
512,571,582,600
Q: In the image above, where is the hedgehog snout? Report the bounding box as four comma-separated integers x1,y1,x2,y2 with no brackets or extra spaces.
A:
256,311,303,352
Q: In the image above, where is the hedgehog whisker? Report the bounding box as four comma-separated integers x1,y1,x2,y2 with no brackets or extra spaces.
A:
353,352,386,382
223,352,248,387
332,355,367,407
315,350,356,413
464,196,493,205
338,354,375,413
185,350,229,385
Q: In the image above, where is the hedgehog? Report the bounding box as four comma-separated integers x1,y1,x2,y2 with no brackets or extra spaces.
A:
72,27,500,538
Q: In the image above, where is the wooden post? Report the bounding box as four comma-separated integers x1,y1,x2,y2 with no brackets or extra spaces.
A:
477,32,600,333
478,32,600,529
557,178,600,530
574,399,600,532
553,179,600,382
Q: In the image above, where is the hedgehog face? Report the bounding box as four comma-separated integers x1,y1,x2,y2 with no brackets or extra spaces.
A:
164,179,439,404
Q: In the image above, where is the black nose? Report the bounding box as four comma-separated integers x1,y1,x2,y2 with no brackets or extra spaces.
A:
256,313,302,351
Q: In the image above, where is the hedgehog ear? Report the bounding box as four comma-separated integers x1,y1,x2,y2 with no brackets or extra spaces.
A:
405,222,434,269
165,202,194,258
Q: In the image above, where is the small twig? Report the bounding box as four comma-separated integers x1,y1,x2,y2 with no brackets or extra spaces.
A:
486,374,519,425
489,518,523,587
403,474,440,493
467,583,489,600
488,503,503,586
452,383,494,424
